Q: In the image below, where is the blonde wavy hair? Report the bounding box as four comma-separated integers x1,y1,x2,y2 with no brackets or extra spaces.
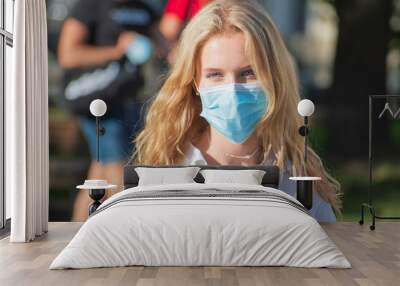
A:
131,0,342,214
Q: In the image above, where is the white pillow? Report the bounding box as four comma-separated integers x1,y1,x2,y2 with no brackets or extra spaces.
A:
135,167,201,186
200,169,266,185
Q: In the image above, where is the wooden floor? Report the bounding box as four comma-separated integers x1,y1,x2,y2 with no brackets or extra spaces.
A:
0,222,399,286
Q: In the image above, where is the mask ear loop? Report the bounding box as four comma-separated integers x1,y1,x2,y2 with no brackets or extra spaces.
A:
192,80,200,96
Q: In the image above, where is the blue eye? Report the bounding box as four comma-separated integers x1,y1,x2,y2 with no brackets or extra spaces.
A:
241,69,255,77
205,72,223,79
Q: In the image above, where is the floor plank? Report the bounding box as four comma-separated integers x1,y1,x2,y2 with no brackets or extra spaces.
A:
0,222,399,286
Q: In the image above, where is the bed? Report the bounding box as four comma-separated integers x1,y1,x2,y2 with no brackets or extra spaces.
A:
50,165,351,269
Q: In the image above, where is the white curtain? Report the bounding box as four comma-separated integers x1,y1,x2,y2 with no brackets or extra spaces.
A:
6,0,49,242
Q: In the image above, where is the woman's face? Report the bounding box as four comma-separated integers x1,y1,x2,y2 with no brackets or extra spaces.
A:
196,32,257,88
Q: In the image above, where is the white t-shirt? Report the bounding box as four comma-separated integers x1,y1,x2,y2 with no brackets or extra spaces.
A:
183,143,337,222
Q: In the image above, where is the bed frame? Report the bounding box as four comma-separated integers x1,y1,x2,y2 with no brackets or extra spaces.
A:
123,165,280,189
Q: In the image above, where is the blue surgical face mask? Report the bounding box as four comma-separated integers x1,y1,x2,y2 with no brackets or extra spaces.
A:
199,81,268,144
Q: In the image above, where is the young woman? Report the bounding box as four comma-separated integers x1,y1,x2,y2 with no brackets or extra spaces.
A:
131,0,341,222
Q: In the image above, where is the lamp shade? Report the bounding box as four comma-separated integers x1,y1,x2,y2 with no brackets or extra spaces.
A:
297,99,315,117
90,99,107,117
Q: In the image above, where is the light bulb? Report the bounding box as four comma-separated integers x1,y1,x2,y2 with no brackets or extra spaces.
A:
89,99,107,117
297,99,315,117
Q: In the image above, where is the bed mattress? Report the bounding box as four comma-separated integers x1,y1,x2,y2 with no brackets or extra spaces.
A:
50,183,351,269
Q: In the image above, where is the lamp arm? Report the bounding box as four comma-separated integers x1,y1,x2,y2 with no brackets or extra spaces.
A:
96,117,100,162
304,116,308,168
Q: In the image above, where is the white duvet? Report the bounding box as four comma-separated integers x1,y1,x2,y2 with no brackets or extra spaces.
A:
50,183,351,269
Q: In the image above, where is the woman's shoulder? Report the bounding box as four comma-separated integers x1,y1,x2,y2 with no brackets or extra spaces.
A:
310,191,337,222
183,142,208,165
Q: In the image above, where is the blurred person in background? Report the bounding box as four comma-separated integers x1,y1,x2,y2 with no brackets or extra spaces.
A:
159,0,213,63
58,0,160,221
